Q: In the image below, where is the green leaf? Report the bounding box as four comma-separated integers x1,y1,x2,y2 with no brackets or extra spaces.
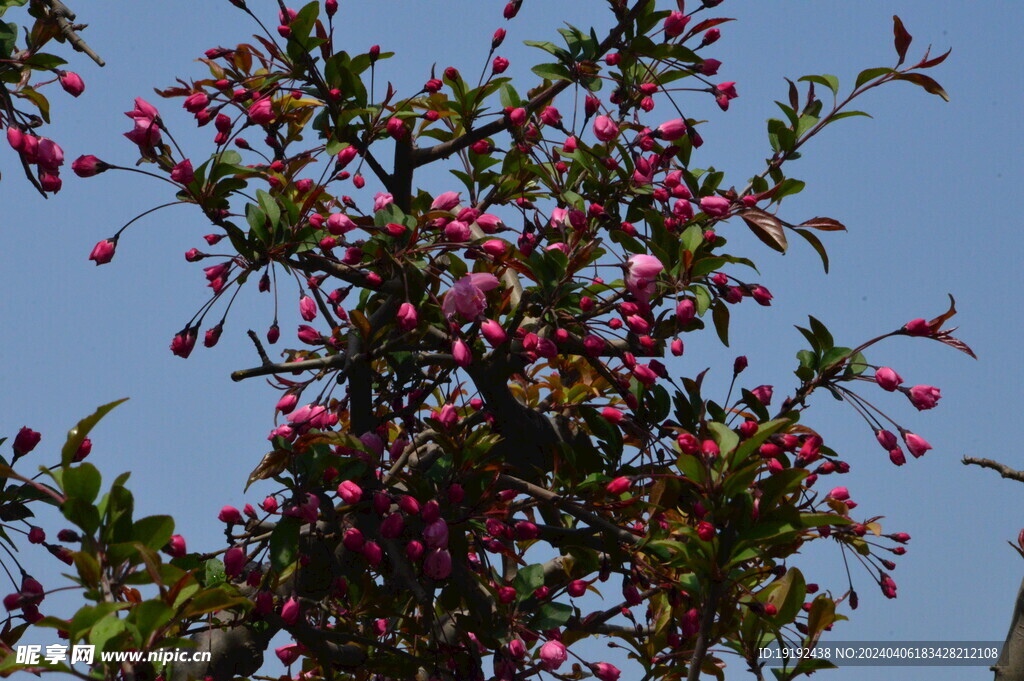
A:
513,563,545,596
256,189,281,229
0,21,15,58
269,516,301,572
708,422,739,457
829,110,873,122
530,602,573,630
793,228,830,273
855,67,894,88
798,74,838,97
62,463,102,504
523,40,570,61
245,203,269,243
0,1,28,19
807,316,834,351
62,399,128,467
128,600,173,645
531,62,573,82
712,300,730,347
182,586,249,617
132,515,175,552
89,614,126,651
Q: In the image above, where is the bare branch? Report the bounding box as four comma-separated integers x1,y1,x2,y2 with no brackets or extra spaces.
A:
963,456,1024,484
43,0,105,66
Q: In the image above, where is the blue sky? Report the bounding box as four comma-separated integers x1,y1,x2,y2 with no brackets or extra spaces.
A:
1,1,1021,679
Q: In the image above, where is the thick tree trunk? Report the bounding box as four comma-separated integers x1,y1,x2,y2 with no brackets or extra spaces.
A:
995,577,1024,681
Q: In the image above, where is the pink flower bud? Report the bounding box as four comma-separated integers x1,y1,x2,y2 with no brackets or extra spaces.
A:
275,644,301,666
903,431,932,458
224,546,246,577
751,286,773,306
362,540,383,567
396,302,418,331
593,115,619,142
88,239,117,265
298,295,317,322
657,118,687,140
166,534,186,558
664,11,690,38
247,97,275,125
12,427,41,457
907,385,941,410
538,640,568,670
342,528,364,552
696,521,715,541
170,328,197,358
261,496,279,513
219,506,243,524
751,385,773,406
492,56,509,74
904,318,931,336
889,448,906,466
59,71,85,97
423,548,452,579
601,407,624,424
170,159,195,184
280,597,300,624
606,476,630,495
700,196,731,217
72,155,109,177
480,319,507,347
827,486,849,501
27,526,44,544
593,662,621,681
337,480,363,504
452,338,472,367
874,367,903,391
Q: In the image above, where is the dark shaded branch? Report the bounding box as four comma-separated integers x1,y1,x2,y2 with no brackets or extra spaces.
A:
964,457,1024,484
687,582,723,681
994,577,1024,681
232,352,347,382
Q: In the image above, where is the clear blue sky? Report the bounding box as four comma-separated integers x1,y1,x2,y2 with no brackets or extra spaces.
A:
1,2,1021,679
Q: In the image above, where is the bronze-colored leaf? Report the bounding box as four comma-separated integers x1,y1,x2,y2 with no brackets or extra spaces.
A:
741,208,788,253
798,217,846,232
892,16,913,64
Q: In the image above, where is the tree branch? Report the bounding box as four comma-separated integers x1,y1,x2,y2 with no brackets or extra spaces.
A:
43,0,105,66
963,457,1024,484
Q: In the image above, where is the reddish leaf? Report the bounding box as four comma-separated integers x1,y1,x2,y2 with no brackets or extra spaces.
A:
786,78,799,112
893,72,949,101
892,16,912,65
688,17,736,34
798,217,847,232
935,333,977,360
927,293,958,331
916,46,951,70
741,209,788,253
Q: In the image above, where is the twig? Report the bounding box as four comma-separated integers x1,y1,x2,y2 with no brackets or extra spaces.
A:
245,329,271,365
44,0,105,66
963,456,1024,484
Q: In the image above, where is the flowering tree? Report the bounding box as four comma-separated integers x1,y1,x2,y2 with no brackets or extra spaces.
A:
0,1,972,680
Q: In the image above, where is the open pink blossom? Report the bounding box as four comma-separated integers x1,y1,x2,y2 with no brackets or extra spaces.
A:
442,273,500,320
625,254,663,304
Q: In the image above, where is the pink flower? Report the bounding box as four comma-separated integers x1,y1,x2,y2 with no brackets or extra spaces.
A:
593,115,619,142
827,487,849,501
297,325,322,344
36,138,64,169
183,92,209,113
59,71,85,97
442,273,500,320
509,107,527,127
606,476,630,495
453,338,472,367
326,213,356,235
12,427,41,456
476,213,502,233
625,254,663,304
170,328,197,358
700,58,722,76
657,118,687,140
397,302,418,331
125,115,162,147
337,480,363,504
492,56,509,74
437,404,459,428
373,192,394,212
540,106,561,126
444,220,471,241
299,295,317,321
602,407,624,424
248,97,275,125
167,535,186,558
431,191,461,211
280,597,301,625
276,393,298,414
219,506,243,524
675,298,696,324
907,385,941,410
875,429,898,450
593,662,621,681
538,640,568,671
874,367,903,391
170,159,194,184
481,319,507,346
751,285,773,306
671,338,684,356
751,385,773,406
903,431,932,458
904,318,931,336
423,548,452,579
664,10,690,37
72,155,109,177
700,196,731,217
275,644,301,666
423,519,449,549
125,97,159,121
386,116,407,139
224,546,246,577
